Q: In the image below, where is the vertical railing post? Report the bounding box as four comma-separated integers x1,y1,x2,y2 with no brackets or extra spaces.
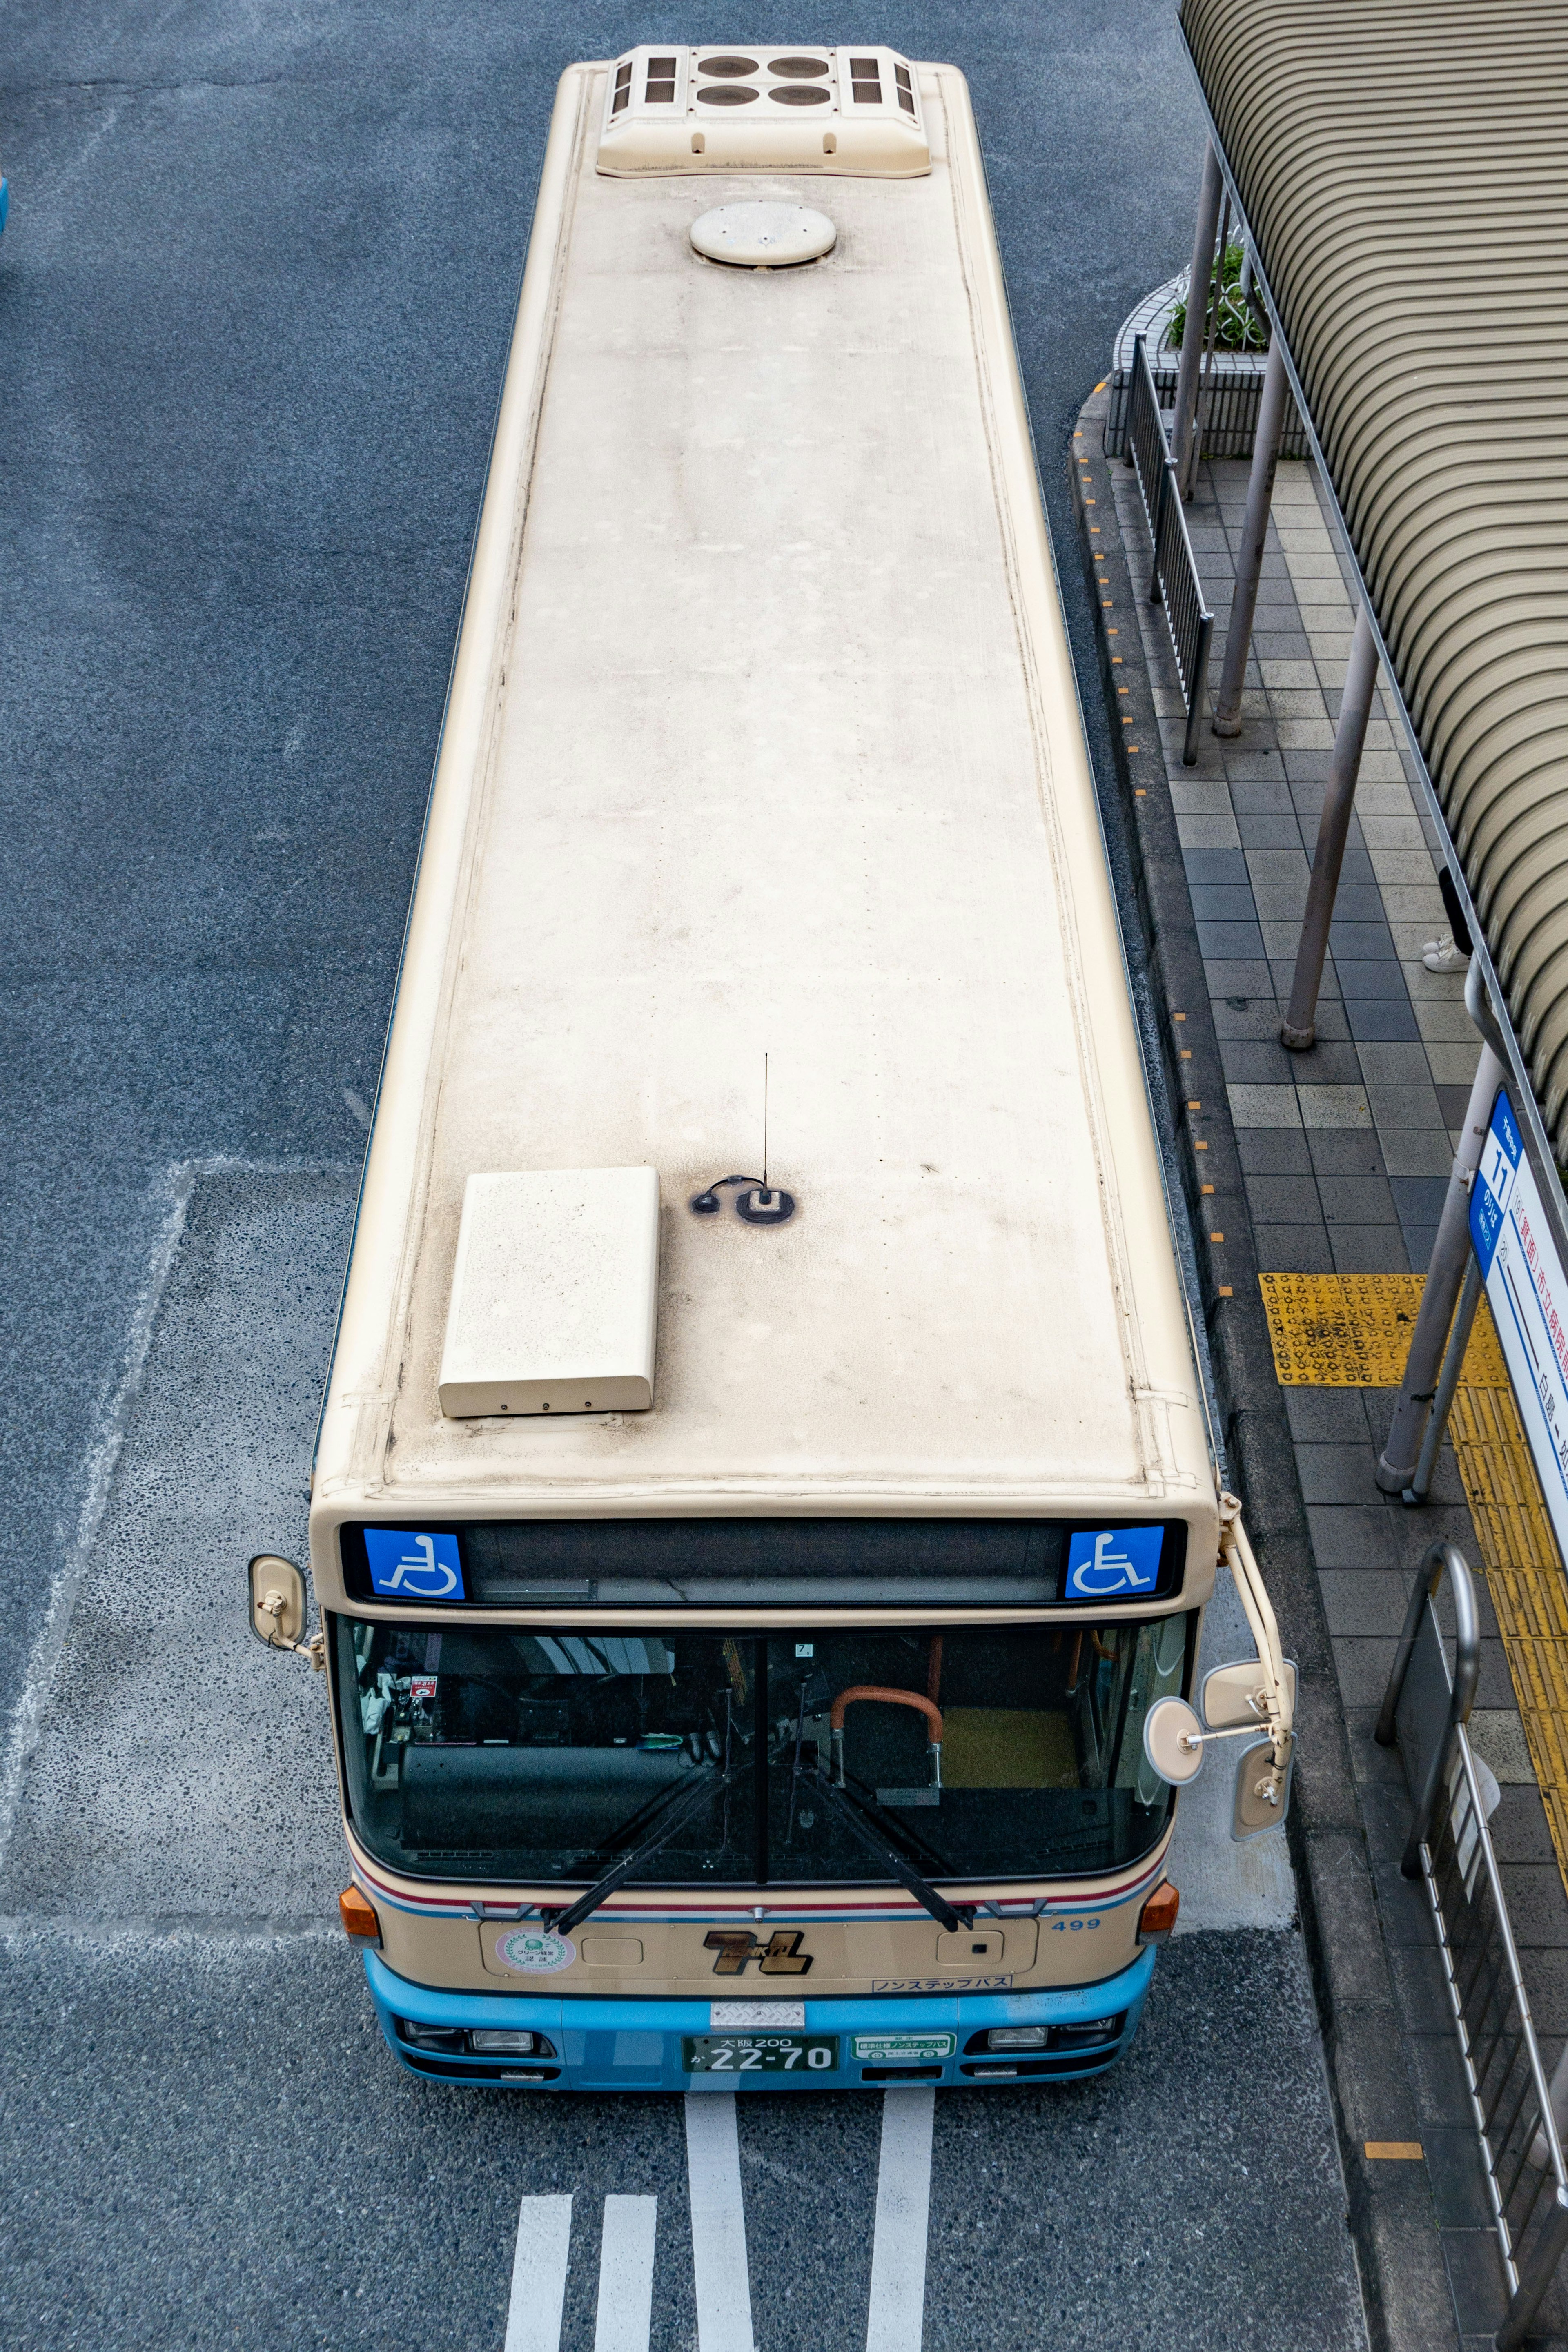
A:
1280,607,1380,1049
1377,1007,1507,1492
1373,1541,1478,1875
1212,335,1291,736
1183,611,1214,767
1149,463,1169,605
1403,1251,1482,1506
1172,142,1224,488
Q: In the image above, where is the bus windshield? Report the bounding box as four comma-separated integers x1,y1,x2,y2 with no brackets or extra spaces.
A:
335,1615,1191,1888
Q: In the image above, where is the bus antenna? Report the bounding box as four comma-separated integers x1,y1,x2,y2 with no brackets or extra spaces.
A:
688,1051,796,1225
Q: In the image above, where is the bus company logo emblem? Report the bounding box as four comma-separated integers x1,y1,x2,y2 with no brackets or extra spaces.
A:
1065,1526,1163,1600
364,1528,465,1600
703,1928,813,1977
494,1928,577,1975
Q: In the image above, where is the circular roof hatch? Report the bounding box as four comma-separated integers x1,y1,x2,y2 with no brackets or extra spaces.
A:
689,202,837,269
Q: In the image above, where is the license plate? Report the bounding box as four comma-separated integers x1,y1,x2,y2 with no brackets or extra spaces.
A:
683,2034,839,2075
852,2032,957,2063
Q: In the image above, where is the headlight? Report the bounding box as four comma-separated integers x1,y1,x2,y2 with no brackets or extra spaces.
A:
1054,2015,1123,2042
471,2029,538,2055
986,2026,1049,2051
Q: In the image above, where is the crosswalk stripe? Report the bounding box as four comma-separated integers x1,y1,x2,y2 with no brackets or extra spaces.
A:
684,2094,756,2352
594,2194,658,2352
865,2090,935,2352
505,2194,574,2352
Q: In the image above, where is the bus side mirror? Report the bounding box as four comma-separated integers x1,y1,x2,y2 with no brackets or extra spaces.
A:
1232,1735,1296,1839
1142,1696,1205,1786
1202,1657,1298,1731
248,1554,309,1650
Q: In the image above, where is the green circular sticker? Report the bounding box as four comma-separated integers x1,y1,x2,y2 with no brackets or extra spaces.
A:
495,1928,576,1975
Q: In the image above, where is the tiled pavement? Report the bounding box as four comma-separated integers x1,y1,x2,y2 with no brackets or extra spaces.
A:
1080,400,1568,2349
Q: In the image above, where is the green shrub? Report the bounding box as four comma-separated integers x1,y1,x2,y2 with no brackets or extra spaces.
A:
1168,243,1268,352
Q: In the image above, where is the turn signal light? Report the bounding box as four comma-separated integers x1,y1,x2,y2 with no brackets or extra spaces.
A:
339,1886,381,1946
1137,1882,1179,1945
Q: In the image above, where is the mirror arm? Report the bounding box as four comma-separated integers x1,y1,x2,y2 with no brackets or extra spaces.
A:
1217,1492,1293,1799
258,1590,325,1671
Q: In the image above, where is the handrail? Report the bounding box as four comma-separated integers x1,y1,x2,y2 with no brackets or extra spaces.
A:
828,1685,943,1798
1375,1539,1478,1876
1125,333,1216,766
829,1686,943,1742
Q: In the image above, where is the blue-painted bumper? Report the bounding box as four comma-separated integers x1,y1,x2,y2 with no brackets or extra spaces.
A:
363,1945,1157,2091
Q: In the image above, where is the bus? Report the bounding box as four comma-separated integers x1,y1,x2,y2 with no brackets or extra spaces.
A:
248,42,1292,2093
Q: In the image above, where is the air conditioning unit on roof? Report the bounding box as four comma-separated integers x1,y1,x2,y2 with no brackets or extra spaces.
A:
597,45,929,178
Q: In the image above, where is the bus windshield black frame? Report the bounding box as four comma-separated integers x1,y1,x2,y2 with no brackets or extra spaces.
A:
338,1516,1187,1610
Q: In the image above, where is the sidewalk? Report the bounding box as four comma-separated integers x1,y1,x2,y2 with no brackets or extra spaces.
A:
1073,381,1568,2352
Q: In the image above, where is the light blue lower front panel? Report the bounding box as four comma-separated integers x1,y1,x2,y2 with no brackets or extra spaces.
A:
363,1946,1157,2091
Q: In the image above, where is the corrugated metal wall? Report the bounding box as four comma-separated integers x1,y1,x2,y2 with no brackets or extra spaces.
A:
1180,0,1568,1154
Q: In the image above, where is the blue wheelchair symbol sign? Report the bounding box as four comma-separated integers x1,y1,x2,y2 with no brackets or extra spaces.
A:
364,1528,465,1600
1065,1526,1163,1599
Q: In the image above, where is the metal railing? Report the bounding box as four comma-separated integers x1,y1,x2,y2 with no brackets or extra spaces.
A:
1377,1542,1568,2349
1124,334,1214,767
1104,358,1312,464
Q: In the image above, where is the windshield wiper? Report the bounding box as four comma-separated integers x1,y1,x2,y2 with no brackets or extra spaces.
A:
542,1763,737,1938
809,1771,975,1934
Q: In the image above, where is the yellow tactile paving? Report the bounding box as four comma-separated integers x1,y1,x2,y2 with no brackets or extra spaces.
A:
1258,1270,1568,1893
1258,1270,1507,1387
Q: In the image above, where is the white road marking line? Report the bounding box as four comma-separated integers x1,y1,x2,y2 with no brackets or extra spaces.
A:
505,2194,573,2352
0,1160,194,1868
684,2093,757,2352
865,2089,935,2352
593,2194,658,2352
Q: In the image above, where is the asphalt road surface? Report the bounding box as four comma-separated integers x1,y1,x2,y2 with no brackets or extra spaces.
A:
0,8,1368,2347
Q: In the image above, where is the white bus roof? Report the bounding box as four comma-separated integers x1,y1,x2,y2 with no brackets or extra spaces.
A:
311,57,1216,1587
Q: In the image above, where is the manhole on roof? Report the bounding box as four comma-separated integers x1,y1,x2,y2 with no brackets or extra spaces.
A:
689,202,837,268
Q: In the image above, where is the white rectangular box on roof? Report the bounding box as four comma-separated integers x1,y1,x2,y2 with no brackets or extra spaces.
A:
438,1167,660,1418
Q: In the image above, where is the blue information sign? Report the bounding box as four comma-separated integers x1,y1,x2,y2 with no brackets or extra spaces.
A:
1469,1088,1568,1561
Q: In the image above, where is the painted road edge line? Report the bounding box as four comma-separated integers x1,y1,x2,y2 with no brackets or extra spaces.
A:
506,2193,573,2352
594,2193,658,2352
866,2087,935,2352
684,2092,756,2352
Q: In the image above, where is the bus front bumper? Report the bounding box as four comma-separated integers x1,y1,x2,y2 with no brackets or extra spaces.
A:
363,1946,1156,2091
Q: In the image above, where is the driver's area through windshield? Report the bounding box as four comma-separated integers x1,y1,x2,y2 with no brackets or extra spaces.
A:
333,1615,1190,1886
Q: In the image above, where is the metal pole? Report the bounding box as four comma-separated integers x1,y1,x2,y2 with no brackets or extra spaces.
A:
1403,1250,1481,1505
1279,607,1380,1050
1212,335,1290,737
1171,142,1223,486
1377,980,1507,1493
1183,194,1230,502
